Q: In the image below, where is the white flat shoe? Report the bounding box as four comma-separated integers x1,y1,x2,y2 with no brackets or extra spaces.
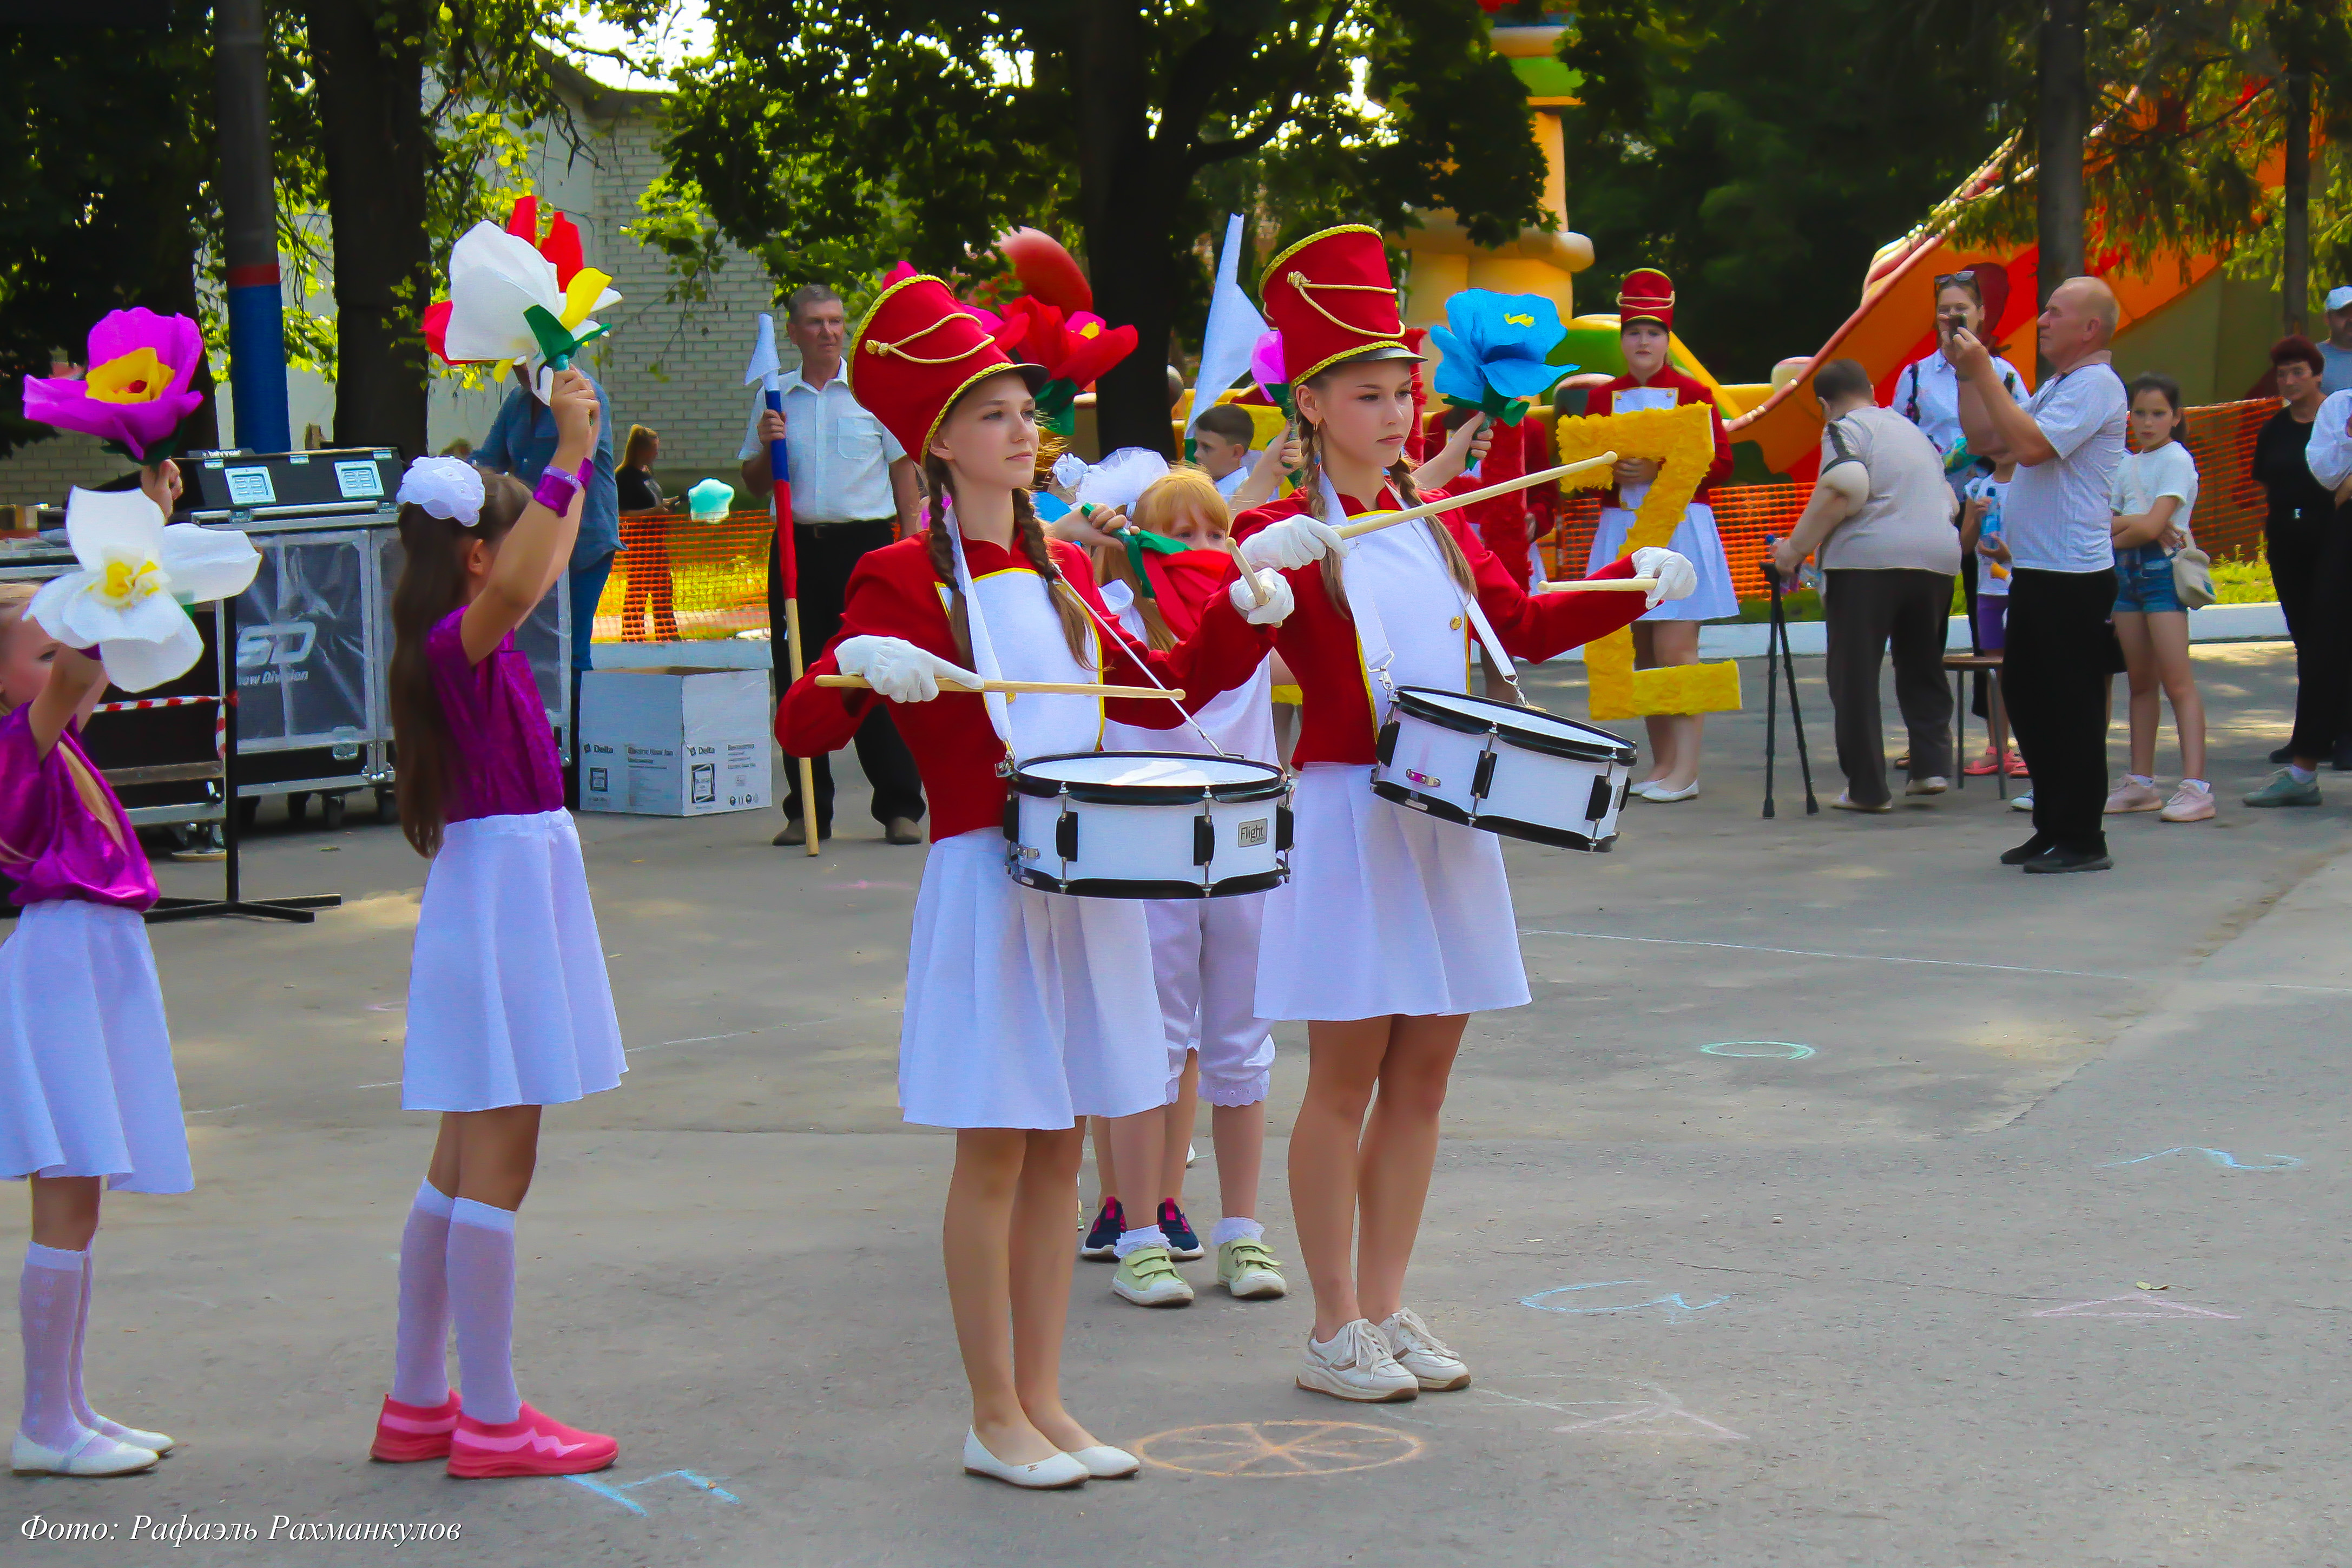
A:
961,1428,1088,1490
93,1418,174,1455
12,1428,160,1477
1642,781,1700,802
1069,1444,1141,1479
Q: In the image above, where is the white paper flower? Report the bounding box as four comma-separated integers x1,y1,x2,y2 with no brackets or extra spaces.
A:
438,221,621,402
28,487,261,692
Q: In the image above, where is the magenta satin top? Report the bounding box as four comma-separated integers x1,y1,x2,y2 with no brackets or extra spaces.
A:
0,706,159,911
427,608,565,823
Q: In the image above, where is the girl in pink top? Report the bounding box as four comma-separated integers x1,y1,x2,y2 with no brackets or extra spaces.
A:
0,585,184,1477
368,369,625,1480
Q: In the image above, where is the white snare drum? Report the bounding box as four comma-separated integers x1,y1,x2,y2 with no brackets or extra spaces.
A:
1372,687,1638,852
1005,752,1292,898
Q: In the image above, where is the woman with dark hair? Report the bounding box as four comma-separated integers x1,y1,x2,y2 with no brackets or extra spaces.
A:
614,424,677,642
2251,335,2346,769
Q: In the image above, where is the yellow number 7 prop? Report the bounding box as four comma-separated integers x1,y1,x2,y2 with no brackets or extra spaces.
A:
1551,403,1742,722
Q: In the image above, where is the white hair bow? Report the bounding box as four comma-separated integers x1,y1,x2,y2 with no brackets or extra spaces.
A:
397,456,486,526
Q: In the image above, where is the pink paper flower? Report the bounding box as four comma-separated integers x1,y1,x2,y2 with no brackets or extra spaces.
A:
22,308,206,463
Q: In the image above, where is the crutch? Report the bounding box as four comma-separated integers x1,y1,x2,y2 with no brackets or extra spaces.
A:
1767,558,1820,816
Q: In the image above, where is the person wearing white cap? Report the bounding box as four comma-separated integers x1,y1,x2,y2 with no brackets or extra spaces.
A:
2322,286,2352,394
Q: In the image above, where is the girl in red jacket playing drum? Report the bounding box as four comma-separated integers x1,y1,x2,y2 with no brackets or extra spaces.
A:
1232,226,1697,1404
775,275,1288,1489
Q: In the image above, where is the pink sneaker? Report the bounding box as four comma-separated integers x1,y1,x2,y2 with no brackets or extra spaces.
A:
370,1392,461,1462
446,1403,617,1479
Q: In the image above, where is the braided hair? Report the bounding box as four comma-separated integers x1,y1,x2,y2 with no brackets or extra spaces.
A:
921,453,1095,667
1294,367,1478,618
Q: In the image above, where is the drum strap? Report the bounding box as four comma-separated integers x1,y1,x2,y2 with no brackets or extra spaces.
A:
937,496,1016,752
1322,474,1529,720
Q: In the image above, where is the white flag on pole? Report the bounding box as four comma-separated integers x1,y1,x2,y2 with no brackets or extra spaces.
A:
1184,214,1269,437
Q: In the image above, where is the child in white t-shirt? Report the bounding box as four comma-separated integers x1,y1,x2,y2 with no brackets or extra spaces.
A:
2105,373,2210,822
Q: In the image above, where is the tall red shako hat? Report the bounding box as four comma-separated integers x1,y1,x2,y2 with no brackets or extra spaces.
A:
1615,268,1676,332
1259,225,1422,385
848,273,1049,459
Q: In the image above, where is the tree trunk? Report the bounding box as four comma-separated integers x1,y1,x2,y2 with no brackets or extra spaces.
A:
2282,55,2311,337
305,1,432,457
1075,0,1178,457
2036,0,2088,317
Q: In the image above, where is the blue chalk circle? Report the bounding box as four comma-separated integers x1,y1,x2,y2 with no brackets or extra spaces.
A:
1700,1041,1816,1060
1521,1280,1732,1322
2101,1147,2303,1171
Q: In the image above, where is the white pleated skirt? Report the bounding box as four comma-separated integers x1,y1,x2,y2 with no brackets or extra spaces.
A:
900,829,1166,1130
403,810,627,1112
1587,503,1739,622
1257,766,1529,1023
0,900,190,1193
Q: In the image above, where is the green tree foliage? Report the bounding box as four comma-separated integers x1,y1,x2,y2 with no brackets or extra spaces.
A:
1556,0,2013,383
660,0,1551,452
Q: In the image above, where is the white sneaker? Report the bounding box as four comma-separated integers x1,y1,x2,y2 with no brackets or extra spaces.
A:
2010,790,2035,813
12,1427,160,1477
1295,1320,1419,1403
961,1428,1088,1489
1376,1307,1472,1391
1905,776,1949,796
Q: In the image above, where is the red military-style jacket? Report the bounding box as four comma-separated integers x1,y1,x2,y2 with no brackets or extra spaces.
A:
776,532,1275,842
1231,485,1649,768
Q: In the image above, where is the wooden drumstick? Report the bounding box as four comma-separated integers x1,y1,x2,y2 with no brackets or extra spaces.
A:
1332,451,1619,540
1538,577,1661,594
817,674,1184,700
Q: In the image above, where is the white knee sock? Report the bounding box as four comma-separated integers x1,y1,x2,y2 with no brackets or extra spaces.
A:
63,1247,143,1442
390,1180,456,1408
445,1199,521,1426
18,1243,88,1451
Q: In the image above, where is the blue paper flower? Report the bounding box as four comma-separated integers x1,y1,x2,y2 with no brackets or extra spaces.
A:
1428,291,1574,424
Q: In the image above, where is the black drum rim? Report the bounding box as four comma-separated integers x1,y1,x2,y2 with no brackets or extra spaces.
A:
1370,780,1616,853
1388,686,1637,766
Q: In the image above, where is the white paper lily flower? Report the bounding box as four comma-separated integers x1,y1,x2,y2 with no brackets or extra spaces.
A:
438,221,621,402
28,487,261,692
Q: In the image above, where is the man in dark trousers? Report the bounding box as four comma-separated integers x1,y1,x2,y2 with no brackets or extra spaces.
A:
1947,278,2128,873
740,284,925,846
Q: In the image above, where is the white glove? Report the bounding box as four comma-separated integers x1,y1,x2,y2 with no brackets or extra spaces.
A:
1228,567,1296,626
1631,547,1698,610
1238,512,1348,573
833,635,978,703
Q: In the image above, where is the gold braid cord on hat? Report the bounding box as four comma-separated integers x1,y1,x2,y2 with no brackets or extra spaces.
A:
1286,273,1403,338
862,312,993,366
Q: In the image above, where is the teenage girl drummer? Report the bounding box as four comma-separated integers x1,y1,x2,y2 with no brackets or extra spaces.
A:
1233,226,1697,1401
776,276,1290,1487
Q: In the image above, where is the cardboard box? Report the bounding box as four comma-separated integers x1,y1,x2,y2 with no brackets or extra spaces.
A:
578,666,772,816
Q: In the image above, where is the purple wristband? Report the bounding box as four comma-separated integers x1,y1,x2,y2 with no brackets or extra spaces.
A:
533,467,583,514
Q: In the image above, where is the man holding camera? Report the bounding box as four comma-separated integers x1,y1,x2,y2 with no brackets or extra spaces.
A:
1945,277,2129,873
1772,359,1958,812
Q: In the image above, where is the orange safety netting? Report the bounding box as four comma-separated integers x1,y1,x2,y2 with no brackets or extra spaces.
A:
1543,399,2277,593
595,400,2282,641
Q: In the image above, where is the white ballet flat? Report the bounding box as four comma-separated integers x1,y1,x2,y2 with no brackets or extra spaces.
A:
1641,780,1700,802
961,1428,1088,1490
96,1420,174,1455
12,1428,160,1477
1068,1444,1141,1479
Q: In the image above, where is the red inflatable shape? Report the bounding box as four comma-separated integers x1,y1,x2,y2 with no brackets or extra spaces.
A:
997,228,1092,313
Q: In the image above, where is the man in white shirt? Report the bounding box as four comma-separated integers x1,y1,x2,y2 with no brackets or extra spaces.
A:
1773,358,1960,811
2322,286,2352,395
740,284,926,846
1947,275,2129,873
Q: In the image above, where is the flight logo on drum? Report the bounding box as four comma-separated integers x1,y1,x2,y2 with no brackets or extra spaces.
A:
1405,768,1441,788
1237,818,1268,848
